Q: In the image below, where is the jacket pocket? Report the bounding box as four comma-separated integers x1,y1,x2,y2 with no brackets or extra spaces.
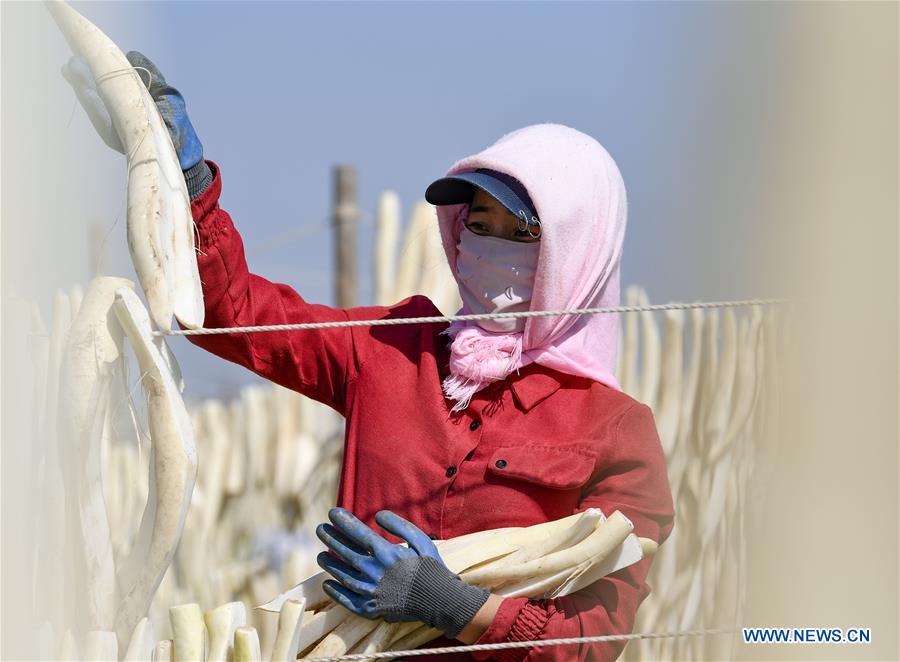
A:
485,445,597,490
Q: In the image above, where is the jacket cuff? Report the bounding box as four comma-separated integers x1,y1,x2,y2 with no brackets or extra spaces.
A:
184,159,213,200
190,159,227,253
471,597,550,662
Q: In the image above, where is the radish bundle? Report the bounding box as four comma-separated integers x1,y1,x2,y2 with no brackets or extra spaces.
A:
258,508,653,659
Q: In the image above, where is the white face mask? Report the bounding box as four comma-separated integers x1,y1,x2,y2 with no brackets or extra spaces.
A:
455,228,540,333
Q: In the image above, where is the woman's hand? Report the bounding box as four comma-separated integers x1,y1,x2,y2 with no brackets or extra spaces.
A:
61,51,211,199
316,508,491,639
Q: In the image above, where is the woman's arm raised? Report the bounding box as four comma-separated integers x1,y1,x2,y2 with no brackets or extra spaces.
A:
186,160,372,414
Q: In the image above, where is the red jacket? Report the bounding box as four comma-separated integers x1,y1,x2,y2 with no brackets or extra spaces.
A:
187,161,675,661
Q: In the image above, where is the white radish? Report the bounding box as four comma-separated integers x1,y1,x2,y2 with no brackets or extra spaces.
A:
69,284,85,320
35,620,56,662
479,509,603,570
197,402,230,542
257,571,330,614
710,309,763,463
497,562,591,599
58,628,78,661
704,308,736,462
548,532,648,598
393,199,430,301
204,601,246,662
351,621,399,656
655,309,684,457
441,511,589,575
386,622,421,647
374,191,400,305
618,286,641,395
225,399,247,495
112,287,198,644
637,288,661,410
431,526,520,557
415,202,444,303
269,599,306,662
46,0,204,330
153,639,174,662
250,571,281,660
295,606,352,656
306,615,380,659
123,617,156,662
169,603,206,662
461,511,634,586
59,277,133,632
83,631,117,661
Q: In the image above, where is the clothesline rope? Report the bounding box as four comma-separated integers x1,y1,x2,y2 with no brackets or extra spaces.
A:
155,297,792,337
297,626,740,662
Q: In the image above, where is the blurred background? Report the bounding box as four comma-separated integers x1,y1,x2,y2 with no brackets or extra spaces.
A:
2,1,897,660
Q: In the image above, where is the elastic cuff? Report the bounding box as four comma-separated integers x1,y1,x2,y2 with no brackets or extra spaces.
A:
183,159,213,200
408,557,490,639
189,160,226,252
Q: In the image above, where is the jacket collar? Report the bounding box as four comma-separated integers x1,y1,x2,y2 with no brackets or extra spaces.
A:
509,362,577,412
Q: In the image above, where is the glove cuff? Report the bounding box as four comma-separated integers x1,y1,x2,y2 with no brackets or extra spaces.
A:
184,160,213,200
380,556,490,639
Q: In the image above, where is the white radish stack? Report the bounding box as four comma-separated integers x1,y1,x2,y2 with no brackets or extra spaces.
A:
45,0,204,331
58,277,134,634
615,287,784,662
32,276,199,660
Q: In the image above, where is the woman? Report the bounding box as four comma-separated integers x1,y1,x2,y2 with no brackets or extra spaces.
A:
65,53,675,661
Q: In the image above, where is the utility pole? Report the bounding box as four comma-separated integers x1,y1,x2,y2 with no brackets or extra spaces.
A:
332,165,359,308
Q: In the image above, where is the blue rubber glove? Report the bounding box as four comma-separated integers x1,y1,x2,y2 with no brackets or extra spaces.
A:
316,508,490,638
61,51,211,198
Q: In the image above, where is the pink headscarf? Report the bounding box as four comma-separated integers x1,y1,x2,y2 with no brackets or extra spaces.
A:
436,123,627,412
